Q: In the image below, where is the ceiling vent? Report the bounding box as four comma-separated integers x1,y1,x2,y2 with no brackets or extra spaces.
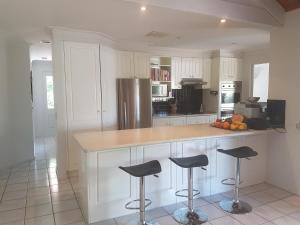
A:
145,31,169,39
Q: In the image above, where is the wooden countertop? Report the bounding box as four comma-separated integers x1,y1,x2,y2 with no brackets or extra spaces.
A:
74,124,271,152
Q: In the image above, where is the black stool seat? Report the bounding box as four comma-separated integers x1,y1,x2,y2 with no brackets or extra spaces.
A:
217,146,257,158
119,160,161,177
169,155,208,168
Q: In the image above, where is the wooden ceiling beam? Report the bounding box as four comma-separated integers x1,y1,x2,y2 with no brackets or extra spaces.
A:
276,0,300,11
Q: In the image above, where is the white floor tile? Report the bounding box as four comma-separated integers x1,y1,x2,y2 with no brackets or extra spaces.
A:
199,204,226,220
53,199,79,213
2,190,27,201
284,195,300,207
249,191,278,204
54,209,84,225
272,216,300,225
210,216,242,225
25,203,53,219
232,212,267,225
268,200,300,215
0,208,26,224
25,214,55,225
0,198,26,212
254,205,284,220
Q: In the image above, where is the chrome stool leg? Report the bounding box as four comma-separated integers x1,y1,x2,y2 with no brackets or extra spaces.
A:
219,158,252,214
127,177,159,225
173,168,208,225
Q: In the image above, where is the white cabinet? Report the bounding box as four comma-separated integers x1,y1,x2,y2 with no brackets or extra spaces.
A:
133,52,150,78
181,57,203,79
100,45,118,131
169,117,186,126
64,42,102,170
153,114,216,127
220,57,242,81
186,115,210,125
118,51,150,78
153,118,170,127
192,58,203,79
202,58,211,89
209,114,218,123
171,57,182,89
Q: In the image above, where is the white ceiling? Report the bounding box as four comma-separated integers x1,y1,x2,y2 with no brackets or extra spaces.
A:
0,0,272,53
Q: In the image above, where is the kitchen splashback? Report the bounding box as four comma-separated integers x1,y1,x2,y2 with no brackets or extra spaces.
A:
172,86,203,114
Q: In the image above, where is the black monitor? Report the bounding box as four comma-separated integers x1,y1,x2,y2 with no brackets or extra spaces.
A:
267,100,286,128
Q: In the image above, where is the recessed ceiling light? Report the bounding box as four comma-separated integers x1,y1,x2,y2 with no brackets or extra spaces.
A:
220,18,227,23
140,6,147,11
40,40,51,44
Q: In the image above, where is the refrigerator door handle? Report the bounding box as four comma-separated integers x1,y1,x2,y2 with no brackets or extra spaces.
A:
124,102,127,129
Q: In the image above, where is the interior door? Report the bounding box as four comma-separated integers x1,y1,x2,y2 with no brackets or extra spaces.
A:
32,60,56,138
64,42,102,171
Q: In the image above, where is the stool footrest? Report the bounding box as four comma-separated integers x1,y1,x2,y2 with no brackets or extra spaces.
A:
221,178,243,186
175,189,200,198
125,198,152,210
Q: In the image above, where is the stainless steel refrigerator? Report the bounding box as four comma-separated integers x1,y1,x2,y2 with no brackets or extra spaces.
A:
117,78,152,130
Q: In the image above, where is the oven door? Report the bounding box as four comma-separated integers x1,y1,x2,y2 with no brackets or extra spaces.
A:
221,90,241,108
220,108,234,120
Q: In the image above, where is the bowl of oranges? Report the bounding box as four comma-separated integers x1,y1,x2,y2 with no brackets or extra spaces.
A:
211,114,248,131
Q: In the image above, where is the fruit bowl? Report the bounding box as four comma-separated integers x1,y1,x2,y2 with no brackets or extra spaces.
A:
247,97,260,103
211,114,248,131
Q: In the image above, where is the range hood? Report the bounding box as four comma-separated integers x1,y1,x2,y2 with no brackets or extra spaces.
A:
180,78,207,87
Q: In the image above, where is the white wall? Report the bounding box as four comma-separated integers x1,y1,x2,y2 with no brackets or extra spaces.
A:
0,36,34,169
241,49,270,101
267,9,300,194
0,36,11,169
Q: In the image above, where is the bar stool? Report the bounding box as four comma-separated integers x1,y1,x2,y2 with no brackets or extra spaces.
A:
169,155,209,225
119,160,161,225
217,146,258,214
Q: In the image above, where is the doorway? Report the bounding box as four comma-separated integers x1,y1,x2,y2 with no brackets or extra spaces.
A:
31,44,56,163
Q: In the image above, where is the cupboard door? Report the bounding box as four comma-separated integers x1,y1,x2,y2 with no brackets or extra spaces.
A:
171,57,182,89
202,58,211,89
97,148,132,204
153,118,169,127
181,58,193,78
118,51,134,78
64,41,102,170
192,58,203,79
186,116,210,125
100,45,118,131
134,52,150,78
169,117,186,126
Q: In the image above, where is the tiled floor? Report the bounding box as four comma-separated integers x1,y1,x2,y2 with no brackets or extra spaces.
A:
1,138,300,225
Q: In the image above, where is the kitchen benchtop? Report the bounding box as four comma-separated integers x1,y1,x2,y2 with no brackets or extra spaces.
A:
74,124,271,153
153,112,217,118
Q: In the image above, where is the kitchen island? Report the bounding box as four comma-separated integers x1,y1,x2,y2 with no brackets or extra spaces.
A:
74,124,271,223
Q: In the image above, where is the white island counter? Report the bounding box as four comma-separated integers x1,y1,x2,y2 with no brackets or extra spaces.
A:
74,124,271,223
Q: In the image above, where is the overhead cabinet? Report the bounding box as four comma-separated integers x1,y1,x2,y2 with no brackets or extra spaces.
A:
118,51,150,78
181,57,203,79
172,57,208,89
219,57,242,81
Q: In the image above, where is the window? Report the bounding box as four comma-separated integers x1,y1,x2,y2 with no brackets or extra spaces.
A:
252,63,269,102
46,76,54,109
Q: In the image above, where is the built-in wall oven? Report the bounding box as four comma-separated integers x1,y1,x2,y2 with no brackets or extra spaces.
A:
220,81,242,119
